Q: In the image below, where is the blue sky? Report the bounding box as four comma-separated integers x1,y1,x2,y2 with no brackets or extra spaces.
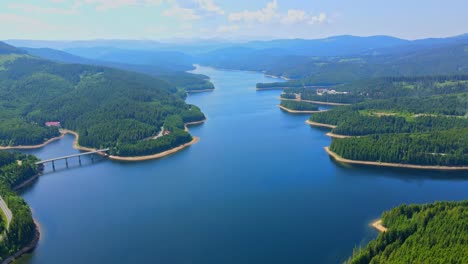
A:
0,0,467,40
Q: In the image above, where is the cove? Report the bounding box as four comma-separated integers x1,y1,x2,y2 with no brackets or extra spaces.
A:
16,66,468,264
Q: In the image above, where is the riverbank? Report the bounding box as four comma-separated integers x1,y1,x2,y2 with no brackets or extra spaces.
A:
278,105,327,114
108,136,200,162
186,89,214,93
305,120,337,129
108,119,205,161
325,147,468,171
264,74,291,81
281,97,350,106
256,87,286,91
325,132,352,138
2,220,40,264
0,133,65,150
371,219,388,233
66,119,206,162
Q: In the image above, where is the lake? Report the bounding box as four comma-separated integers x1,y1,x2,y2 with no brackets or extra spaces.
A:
17,66,468,263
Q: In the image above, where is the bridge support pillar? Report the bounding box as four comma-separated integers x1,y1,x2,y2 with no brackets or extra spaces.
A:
91,155,94,163
78,156,82,165
52,161,55,171
65,158,69,168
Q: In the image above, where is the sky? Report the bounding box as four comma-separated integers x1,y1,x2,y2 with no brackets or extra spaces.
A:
0,0,467,41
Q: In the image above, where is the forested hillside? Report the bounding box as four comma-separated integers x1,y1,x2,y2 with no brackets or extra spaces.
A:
255,38,468,87
301,75,468,166
349,201,468,263
0,151,39,261
0,42,205,157
22,47,215,92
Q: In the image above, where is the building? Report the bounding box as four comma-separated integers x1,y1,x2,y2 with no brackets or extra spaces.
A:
45,121,61,127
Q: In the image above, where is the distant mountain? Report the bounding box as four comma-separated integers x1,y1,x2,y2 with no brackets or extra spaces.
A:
0,42,26,55
23,47,214,92
21,47,93,64
6,39,166,50
64,47,195,71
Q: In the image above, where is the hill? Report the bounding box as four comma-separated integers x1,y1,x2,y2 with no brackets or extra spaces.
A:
0,42,205,157
348,201,468,263
22,47,214,92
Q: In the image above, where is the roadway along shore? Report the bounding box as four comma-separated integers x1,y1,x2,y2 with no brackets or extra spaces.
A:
325,146,468,171
278,105,329,114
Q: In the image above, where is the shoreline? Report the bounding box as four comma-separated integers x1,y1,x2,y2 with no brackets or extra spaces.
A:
281,97,350,106
0,133,66,150
306,120,337,129
186,89,214,93
256,87,285,91
2,220,40,264
325,132,352,138
108,137,199,162
278,105,328,114
1,119,207,163
325,147,468,171
371,219,388,233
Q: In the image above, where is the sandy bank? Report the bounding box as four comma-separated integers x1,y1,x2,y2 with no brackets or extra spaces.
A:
186,89,214,93
278,105,328,114
0,134,66,150
62,119,206,162
325,132,352,138
108,136,200,162
325,147,468,171
305,120,337,129
256,87,286,91
281,97,350,106
371,219,388,233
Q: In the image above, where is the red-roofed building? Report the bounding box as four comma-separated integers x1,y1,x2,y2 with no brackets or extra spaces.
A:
45,122,61,127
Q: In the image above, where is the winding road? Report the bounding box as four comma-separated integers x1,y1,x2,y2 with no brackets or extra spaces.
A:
0,196,12,229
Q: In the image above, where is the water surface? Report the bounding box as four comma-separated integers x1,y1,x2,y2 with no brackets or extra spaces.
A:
17,66,468,264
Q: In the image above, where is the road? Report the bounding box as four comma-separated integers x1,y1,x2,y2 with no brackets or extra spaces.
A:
0,196,12,229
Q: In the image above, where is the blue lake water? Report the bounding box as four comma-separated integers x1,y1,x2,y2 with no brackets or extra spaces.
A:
17,66,468,263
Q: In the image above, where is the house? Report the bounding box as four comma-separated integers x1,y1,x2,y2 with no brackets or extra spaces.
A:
45,121,61,127
163,130,171,136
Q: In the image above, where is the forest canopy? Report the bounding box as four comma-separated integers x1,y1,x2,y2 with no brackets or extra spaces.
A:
0,43,206,156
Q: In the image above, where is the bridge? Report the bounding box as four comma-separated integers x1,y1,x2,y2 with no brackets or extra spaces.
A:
35,149,110,170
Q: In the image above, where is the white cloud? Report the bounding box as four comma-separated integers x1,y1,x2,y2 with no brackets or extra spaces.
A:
8,3,78,15
74,0,138,11
0,13,59,35
66,0,172,11
228,0,278,23
217,25,240,33
308,12,328,25
227,1,328,28
195,0,224,15
281,9,307,24
163,5,200,20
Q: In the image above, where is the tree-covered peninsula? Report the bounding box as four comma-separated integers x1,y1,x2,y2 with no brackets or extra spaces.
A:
279,100,319,111
0,150,40,262
307,76,468,167
0,42,206,157
348,200,468,264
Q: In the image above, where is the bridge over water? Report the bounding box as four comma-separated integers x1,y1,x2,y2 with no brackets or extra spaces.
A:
35,149,110,170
